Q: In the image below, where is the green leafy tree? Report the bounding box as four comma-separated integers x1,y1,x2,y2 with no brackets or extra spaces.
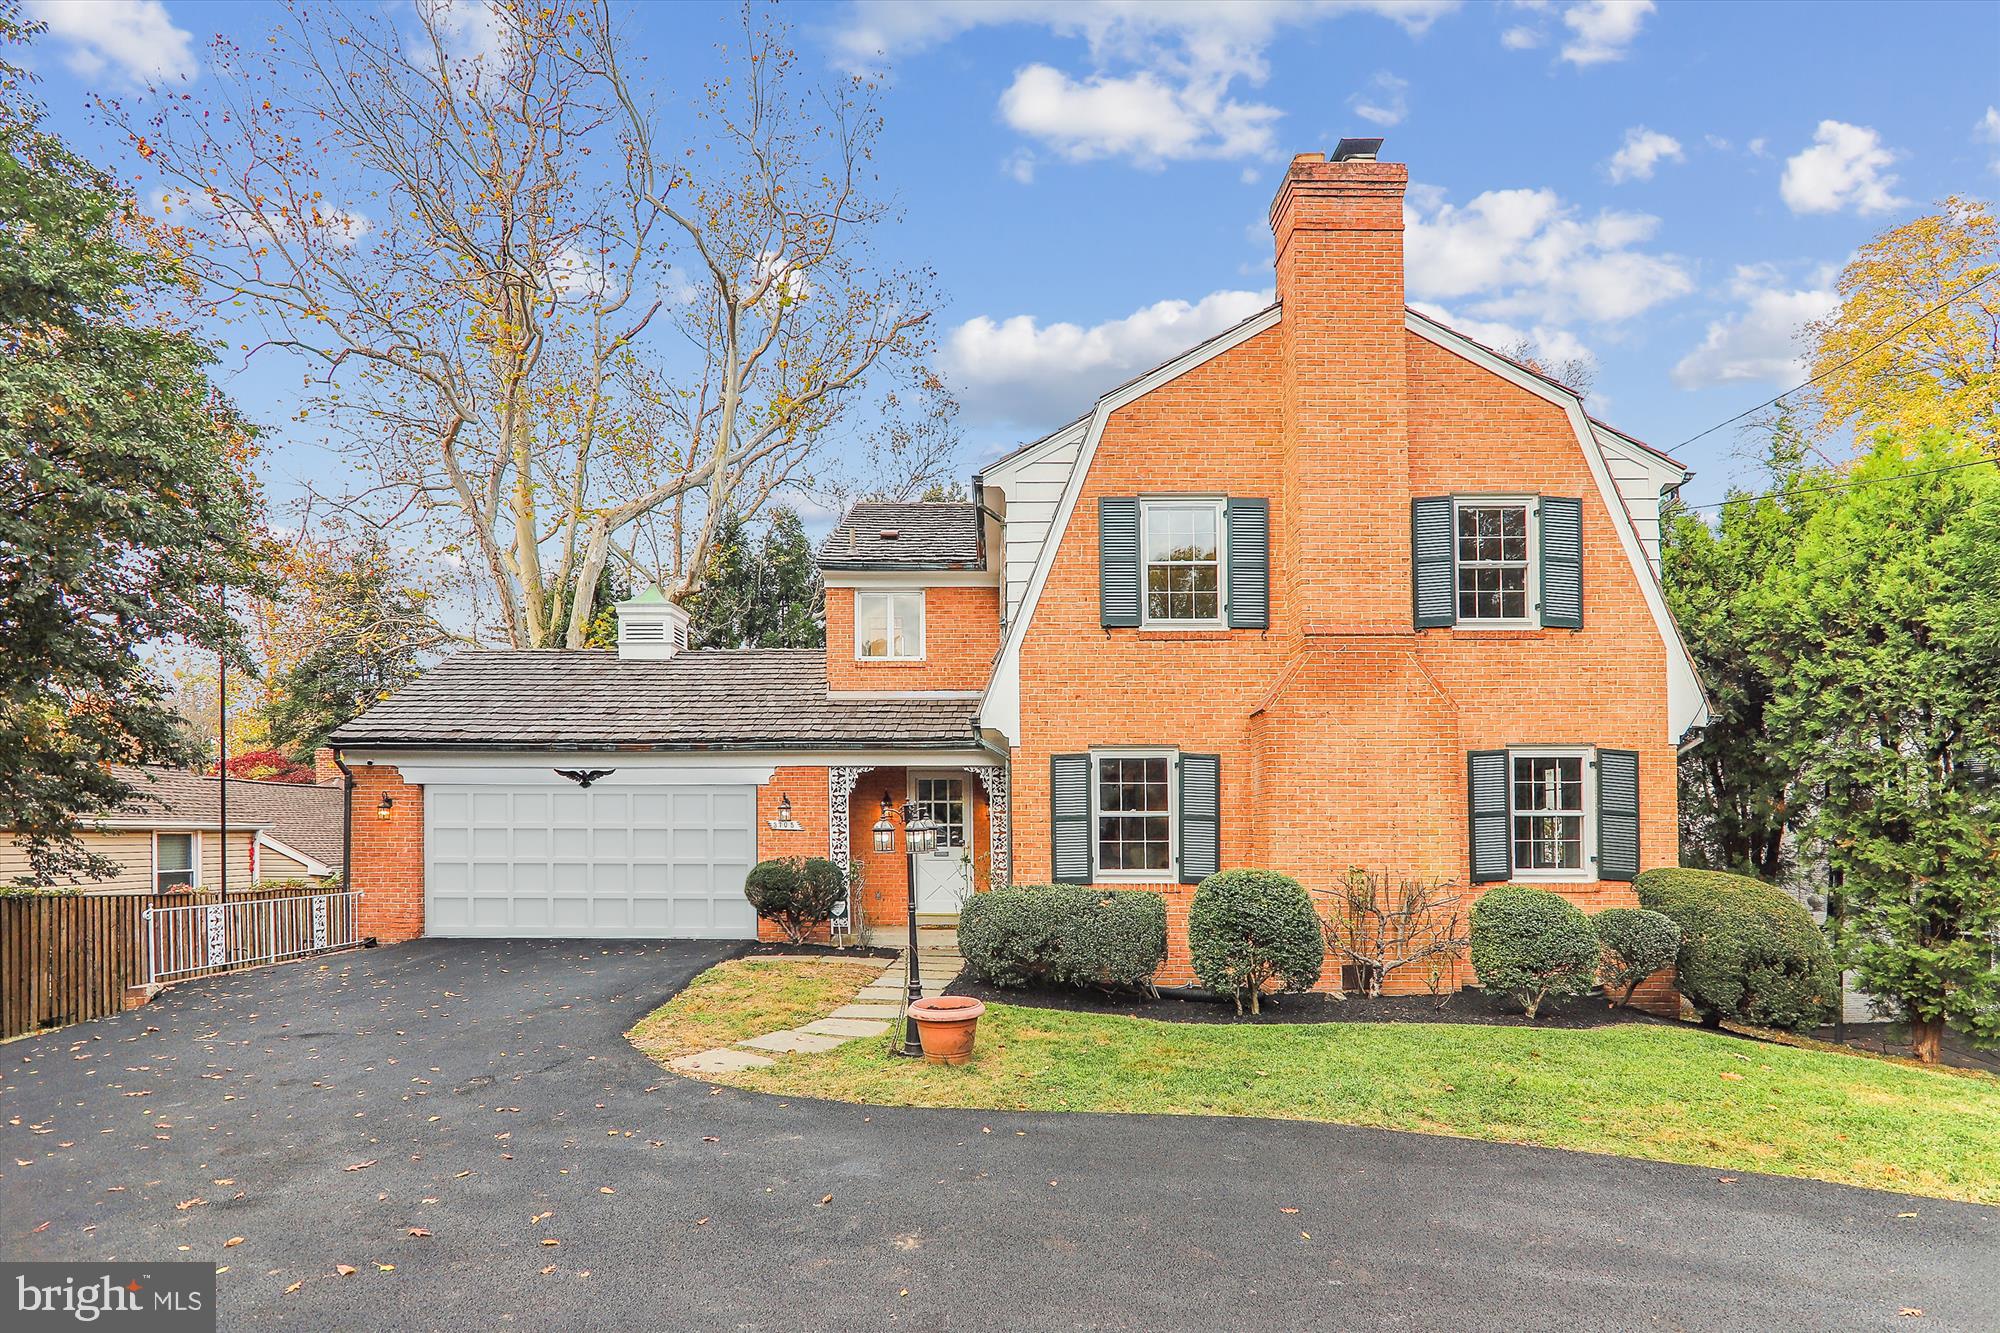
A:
0,17,268,883
1661,415,1818,876
1761,433,2000,1061
685,507,824,649
261,531,435,757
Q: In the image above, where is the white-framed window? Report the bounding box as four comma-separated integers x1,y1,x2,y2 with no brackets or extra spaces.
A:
1454,497,1536,626
854,590,924,660
1509,749,1593,880
1093,749,1175,881
154,831,197,892
1141,499,1226,626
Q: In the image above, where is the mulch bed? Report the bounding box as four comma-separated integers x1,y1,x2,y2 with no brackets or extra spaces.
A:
943,974,1675,1029
741,941,900,962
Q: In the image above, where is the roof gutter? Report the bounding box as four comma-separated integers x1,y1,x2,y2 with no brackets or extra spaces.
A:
328,738,985,754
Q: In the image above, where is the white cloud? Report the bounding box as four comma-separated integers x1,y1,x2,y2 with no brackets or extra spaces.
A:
1500,25,1543,50
1780,120,1905,215
999,64,1278,165
1005,149,1037,184
1559,0,1653,66
835,1,1458,167
1671,265,1837,389
1404,184,1692,326
1976,106,2000,174
1348,72,1409,128
23,0,196,89
1605,126,1683,183
1412,302,1594,377
943,287,1273,427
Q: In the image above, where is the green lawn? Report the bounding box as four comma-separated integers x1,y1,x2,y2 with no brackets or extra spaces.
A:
625,955,881,1061
636,969,2000,1204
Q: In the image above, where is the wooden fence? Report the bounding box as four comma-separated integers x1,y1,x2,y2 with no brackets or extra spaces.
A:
1,886,348,1041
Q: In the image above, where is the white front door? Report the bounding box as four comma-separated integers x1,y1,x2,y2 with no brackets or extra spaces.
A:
911,772,972,914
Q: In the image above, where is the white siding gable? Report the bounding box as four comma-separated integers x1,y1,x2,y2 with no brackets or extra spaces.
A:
979,419,1088,623
1592,426,1690,576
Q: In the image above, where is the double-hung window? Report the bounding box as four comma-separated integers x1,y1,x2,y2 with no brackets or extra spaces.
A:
854,591,924,660
1141,499,1225,626
155,832,196,891
1094,751,1174,879
1454,498,1535,625
1510,750,1591,878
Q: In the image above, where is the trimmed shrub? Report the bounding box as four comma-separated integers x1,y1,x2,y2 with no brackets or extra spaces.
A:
1469,885,1601,1019
743,856,845,944
958,885,1167,993
1593,907,1682,1009
1636,868,1836,1031
1187,870,1324,1014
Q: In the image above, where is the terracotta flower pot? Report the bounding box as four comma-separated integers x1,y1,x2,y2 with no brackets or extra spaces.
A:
907,996,985,1065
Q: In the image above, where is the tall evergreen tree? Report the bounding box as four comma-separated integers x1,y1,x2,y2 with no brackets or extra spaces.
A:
0,16,269,883
685,507,824,649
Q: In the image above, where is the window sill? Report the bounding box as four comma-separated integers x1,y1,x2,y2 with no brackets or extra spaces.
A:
851,657,928,667
1131,628,1236,642
1511,872,1594,884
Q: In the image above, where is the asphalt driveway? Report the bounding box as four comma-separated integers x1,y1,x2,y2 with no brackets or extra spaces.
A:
3,939,1994,1331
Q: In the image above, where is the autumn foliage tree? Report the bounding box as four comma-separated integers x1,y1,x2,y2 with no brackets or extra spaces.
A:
119,0,942,648
1805,195,1997,452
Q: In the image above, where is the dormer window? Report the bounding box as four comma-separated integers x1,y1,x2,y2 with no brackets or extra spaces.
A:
856,590,924,661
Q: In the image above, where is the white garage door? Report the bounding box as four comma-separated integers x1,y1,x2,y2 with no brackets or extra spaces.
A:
424,784,757,939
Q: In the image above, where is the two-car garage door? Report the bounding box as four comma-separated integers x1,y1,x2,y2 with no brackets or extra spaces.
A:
424,784,758,939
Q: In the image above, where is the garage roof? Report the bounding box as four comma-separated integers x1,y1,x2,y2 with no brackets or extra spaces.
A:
328,649,983,750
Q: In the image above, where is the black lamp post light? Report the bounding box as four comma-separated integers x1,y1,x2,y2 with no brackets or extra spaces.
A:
872,791,939,1058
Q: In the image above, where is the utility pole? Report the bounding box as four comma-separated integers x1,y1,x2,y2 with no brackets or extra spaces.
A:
218,653,229,903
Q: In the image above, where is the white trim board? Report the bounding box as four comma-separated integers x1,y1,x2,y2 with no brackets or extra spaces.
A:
979,304,1284,742
823,569,999,589
354,748,998,785
256,832,335,878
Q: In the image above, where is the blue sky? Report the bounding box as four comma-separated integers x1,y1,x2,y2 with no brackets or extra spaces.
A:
18,0,2000,511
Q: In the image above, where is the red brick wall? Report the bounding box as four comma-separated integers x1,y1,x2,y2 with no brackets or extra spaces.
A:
825,584,1001,692
348,763,424,942
1006,151,1683,1002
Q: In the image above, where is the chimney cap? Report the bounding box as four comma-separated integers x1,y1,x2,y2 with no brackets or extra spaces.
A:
1331,137,1384,162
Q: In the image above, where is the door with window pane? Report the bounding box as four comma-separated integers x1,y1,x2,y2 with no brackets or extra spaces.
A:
912,773,971,913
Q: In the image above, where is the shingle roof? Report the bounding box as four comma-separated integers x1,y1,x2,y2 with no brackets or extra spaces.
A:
104,767,344,871
327,649,982,750
817,502,984,570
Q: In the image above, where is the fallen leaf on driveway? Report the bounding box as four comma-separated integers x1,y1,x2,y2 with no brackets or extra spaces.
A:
176,1198,206,1211
224,1237,244,1248
1280,1208,1299,1215
1301,1231,1311,1240
407,1228,432,1238
539,1265,557,1275
531,1211,553,1224
334,1265,357,1277
702,1136,718,1143
818,1194,833,1206
694,1217,709,1226
540,1239,560,1247
598,1187,615,1195
344,1160,378,1172
496,1107,521,1114
1900,1310,1923,1318
285,1281,303,1294
1718,1177,1738,1184
1896,1212,1918,1219
376,1264,395,1272
212,1178,234,1186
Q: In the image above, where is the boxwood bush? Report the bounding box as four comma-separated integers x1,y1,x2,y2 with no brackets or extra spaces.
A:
1635,868,1836,1031
743,856,845,944
1592,906,1682,1009
1186,870,1324,1014
1469,885,1601,1019
958,885,1167,993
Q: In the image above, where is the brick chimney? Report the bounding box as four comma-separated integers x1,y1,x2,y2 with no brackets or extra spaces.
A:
1270,142,1411,634
313,746,342,787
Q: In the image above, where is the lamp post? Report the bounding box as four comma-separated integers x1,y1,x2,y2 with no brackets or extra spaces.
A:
872,792,939,1057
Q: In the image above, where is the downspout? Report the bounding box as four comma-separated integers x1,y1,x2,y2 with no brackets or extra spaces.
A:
331,749,375,947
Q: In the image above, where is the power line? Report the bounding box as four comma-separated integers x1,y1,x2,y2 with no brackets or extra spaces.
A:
1670,269,2000,453
1681,455,1996,512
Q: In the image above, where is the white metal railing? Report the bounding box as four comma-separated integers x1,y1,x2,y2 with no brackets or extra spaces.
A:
144,890,363,985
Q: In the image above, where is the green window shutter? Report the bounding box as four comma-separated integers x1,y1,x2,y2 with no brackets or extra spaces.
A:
1099,497,1141,628
1051,753,1092,884
1467,750,1511,883
1225,499,1269,629
1539,496,1583,629
1412,496,1455,629
1597,748,1640,881
1178,753,1221,884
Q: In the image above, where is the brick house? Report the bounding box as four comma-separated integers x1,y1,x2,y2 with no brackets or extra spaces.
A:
330,142,1706,995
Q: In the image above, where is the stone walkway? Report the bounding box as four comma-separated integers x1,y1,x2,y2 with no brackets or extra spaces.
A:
666,943,965,1075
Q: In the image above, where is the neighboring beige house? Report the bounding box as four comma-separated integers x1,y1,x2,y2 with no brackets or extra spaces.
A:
0,766,344,893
